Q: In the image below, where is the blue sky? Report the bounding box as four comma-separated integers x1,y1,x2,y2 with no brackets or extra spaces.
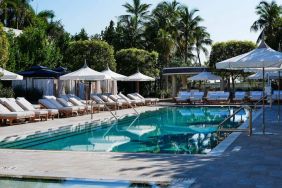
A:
31,0,282,43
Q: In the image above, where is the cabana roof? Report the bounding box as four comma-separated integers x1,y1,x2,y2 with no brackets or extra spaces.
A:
162,67,209,75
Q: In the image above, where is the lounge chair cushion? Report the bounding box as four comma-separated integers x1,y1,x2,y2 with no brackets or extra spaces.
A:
4,100,25,112
16,97,35,111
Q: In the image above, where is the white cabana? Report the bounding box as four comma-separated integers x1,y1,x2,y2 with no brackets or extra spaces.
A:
126,71,155,93
60,62,111,100
188,72,222,81
60,62,111,81
101,67,127,94
0,67,23,80
216,40,282,134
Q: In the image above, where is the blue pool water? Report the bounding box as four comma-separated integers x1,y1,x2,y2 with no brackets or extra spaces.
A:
0,107,248,154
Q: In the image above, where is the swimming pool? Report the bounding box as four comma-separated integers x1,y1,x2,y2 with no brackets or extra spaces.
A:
0,107,248,154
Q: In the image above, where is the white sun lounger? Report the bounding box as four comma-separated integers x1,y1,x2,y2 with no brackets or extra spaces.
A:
0,103,32,126
233,91,247,103
91,94,120,110
189,92,205,104
57,98,86,115
206,91,230,104
118,93,145,106
133,93,159,105
2,98,35,120
272,90,282,101
39,98,78,117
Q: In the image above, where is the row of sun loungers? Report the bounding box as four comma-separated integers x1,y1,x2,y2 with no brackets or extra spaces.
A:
174,91,273,104
0,92,157,126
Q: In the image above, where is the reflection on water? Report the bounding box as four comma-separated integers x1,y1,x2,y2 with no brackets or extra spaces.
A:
0,107,248,154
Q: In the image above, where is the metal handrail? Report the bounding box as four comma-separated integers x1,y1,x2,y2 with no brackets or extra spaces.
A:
253,95,267,109
90,99,118,120
217,105,253,136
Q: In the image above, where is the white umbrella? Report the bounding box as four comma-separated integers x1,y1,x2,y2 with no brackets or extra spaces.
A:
101,67,127,81
188,72,222,81
0,67,23,80
59,62,111,102
216,40,282,134
247,71,280,80
126,71,155,93
60,62,111,81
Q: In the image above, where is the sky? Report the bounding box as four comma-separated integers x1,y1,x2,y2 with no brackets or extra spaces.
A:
31,0,282,44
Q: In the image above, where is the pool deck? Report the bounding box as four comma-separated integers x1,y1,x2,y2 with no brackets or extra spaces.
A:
0,105,281,187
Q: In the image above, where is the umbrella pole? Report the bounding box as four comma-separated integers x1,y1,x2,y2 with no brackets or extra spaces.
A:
136,81,140,93
278,71,281,121
262,67,265,134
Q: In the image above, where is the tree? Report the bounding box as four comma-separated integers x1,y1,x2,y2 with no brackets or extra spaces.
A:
118,0,151,48
194,26,212,66
102,20,117,46
115,48,159,95
63,40,116,71
251,0,282,48
0,23,9,68
16,26,62,71
72,28,89,41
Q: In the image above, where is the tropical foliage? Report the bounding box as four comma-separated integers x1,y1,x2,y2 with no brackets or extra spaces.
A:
64,40,116,71
0,23,9,68
251,1,282,50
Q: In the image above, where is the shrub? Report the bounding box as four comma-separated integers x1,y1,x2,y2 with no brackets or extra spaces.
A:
0,84,15,98
14,86,43,103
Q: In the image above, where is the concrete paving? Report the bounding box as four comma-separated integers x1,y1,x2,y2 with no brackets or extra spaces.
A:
0,105,281,187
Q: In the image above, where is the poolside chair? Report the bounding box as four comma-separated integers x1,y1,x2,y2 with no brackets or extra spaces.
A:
90,94,120,110
0,98,35,122
39,98,78,117
56,98,86,115
189,91,205,104
233,91,247,103
133,93,159,105
16,97,58,120
100,95,124,109
271,90,282,102
68,97,104,113
67,94,88,104
118,93,145,106
206,91,230,104
0,103,32,126
109,94,131,108
174,91,191,104
249,91,264,103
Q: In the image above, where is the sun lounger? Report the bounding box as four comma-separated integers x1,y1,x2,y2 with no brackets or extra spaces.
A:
16,97,58,119
233,91,247,103
249,91,264,102
100,95,124,109
206,91,230,104
67,94,88,104
0,98,35,122
39,98,78,117
174,91,191,104
109,95,130,108
0,103,32,126
189,92,205,104
118,93,145,106
90,94,120,110
272,90,282,101
57,98,86,115
133,93,159,105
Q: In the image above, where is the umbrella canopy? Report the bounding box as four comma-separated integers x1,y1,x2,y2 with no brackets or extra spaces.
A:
60,63,111,81
18,65,62,78
188,71,222,81
216,41,282,70
126,71,155,81
101,67,127,81
247,71,280,80
0,67,23,80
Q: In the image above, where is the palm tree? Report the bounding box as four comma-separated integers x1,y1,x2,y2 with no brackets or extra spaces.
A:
178,5,203,64
194,27,212,66
251,1,282,43
119,0,151,47
37,10,55,23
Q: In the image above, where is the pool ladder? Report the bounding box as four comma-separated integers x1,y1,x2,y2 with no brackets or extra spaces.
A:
90,98,139,121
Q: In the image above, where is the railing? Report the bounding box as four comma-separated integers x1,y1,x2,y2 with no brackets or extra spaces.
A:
217,105,253,137
217,95,267,137
90,99,118,120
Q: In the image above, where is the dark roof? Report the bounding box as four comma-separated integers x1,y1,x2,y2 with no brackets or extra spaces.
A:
162,67,209,75
53,66,68,73
18,65,64,78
